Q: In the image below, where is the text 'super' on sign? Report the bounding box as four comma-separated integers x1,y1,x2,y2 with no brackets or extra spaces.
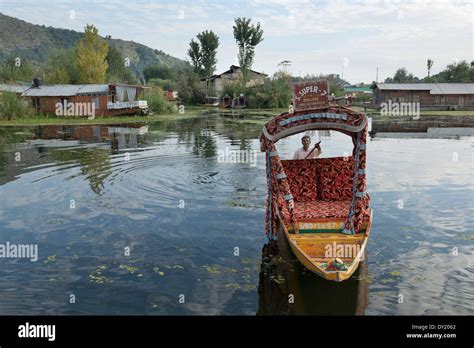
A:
292,80,329,111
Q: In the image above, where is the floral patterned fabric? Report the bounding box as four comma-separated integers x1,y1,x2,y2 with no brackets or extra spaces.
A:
278,200,351,222
317,157,354,200
281,160,318,202
343,123,371,233
264,145,295,236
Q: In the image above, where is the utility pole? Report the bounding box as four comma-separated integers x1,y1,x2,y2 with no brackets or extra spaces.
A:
376,67,379,83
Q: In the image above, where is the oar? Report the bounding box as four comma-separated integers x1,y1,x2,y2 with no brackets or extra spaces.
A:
304,141,321,159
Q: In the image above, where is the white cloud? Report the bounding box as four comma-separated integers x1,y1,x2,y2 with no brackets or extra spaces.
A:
1,0,471,83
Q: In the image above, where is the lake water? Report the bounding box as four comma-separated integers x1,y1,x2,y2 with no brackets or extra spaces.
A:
0,114,473,315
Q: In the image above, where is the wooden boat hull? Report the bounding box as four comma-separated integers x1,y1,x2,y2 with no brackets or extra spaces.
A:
278,211,372,282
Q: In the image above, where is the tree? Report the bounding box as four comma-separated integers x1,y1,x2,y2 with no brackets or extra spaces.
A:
384,68,419,83
106,44,137,84
75,24,108,83
43,49,78,84
0,55,35,83
143,64,174,82
431,60,473,82
233,17,264,84
175,67,206,104
196,30,219,95
187,39,202,75
0,91,34,120
427,58,433,78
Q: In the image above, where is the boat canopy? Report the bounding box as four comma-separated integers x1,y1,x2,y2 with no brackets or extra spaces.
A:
260,105,366,147
260,105,370,238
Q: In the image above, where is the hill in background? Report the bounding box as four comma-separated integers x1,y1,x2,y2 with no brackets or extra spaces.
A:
0,13,190,81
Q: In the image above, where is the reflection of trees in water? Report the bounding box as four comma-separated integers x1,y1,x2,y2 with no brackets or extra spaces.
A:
0,127,36,177
79,148,112,195
110,132,146,154
257,232,369,315
149,114,262,154
193,129,216,157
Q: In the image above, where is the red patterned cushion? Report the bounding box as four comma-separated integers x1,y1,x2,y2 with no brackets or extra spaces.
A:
281,159,318,202
317,157,354,200
279,200,351,223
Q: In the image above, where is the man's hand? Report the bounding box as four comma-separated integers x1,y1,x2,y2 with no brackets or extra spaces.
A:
315,141,321,152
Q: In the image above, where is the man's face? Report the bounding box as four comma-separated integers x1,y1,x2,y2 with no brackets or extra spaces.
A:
302,137,311,150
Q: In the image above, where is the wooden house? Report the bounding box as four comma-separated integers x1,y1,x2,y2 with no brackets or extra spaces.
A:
372,83,474,109
21,83,149,116
202,65,267,96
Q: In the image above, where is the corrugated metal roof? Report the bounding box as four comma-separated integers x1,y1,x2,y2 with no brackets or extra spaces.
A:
0,84,30,93
376,83,474,94
23,84,109,97
430,83,474,94
344,86,372,92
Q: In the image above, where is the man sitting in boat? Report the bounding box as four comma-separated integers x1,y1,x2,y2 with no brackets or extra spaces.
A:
293,135,321,159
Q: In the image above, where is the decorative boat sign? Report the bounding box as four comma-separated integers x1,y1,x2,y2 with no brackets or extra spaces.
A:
292,80,329,112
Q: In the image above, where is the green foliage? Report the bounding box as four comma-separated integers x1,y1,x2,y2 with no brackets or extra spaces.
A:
187,39,202,75
143,64,174,82
232,17,264,83
43,49,77,84
75,24,108,83
222,80,245,98
187,30,219,87
354,93,372,102
175,68,206,104
427,58,433,78
106,44,137,84
197,30,219,80
147,78,175,90
224,71,291,109
431,60,474,82
145,87,174,114
386,61,474,83
0,55,35,83
0,91,34,120
0,14,193,84
384,68,419,83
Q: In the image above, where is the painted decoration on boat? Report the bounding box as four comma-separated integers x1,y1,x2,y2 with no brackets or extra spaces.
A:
292,80,329,111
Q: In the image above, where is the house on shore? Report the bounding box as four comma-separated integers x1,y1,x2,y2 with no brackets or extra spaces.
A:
372,83,474,109
19,83,149,116
201,65,267,96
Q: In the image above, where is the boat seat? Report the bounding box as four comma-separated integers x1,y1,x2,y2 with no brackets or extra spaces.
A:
278,199,352,223
277,157,355,224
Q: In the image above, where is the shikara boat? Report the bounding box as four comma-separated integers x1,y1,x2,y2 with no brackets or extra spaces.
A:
260,94,372,282
198,96,220,107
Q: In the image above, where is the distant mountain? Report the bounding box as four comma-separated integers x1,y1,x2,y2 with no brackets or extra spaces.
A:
0,13,190,80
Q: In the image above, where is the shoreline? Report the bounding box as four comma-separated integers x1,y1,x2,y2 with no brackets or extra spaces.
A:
0,106,287,127
1,106,473,127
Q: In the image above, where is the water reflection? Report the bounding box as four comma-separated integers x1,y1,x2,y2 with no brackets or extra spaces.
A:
257,230,369,315
0,116,472,315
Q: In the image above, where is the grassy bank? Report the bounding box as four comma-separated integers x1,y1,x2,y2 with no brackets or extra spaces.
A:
0,106,207,126
2,105,472,127
0,106,287,127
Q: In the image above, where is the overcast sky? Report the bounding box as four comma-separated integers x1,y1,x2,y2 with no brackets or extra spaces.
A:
1,0,472,83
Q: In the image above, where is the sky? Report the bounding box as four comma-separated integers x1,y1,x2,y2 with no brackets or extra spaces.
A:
0,0,472,84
